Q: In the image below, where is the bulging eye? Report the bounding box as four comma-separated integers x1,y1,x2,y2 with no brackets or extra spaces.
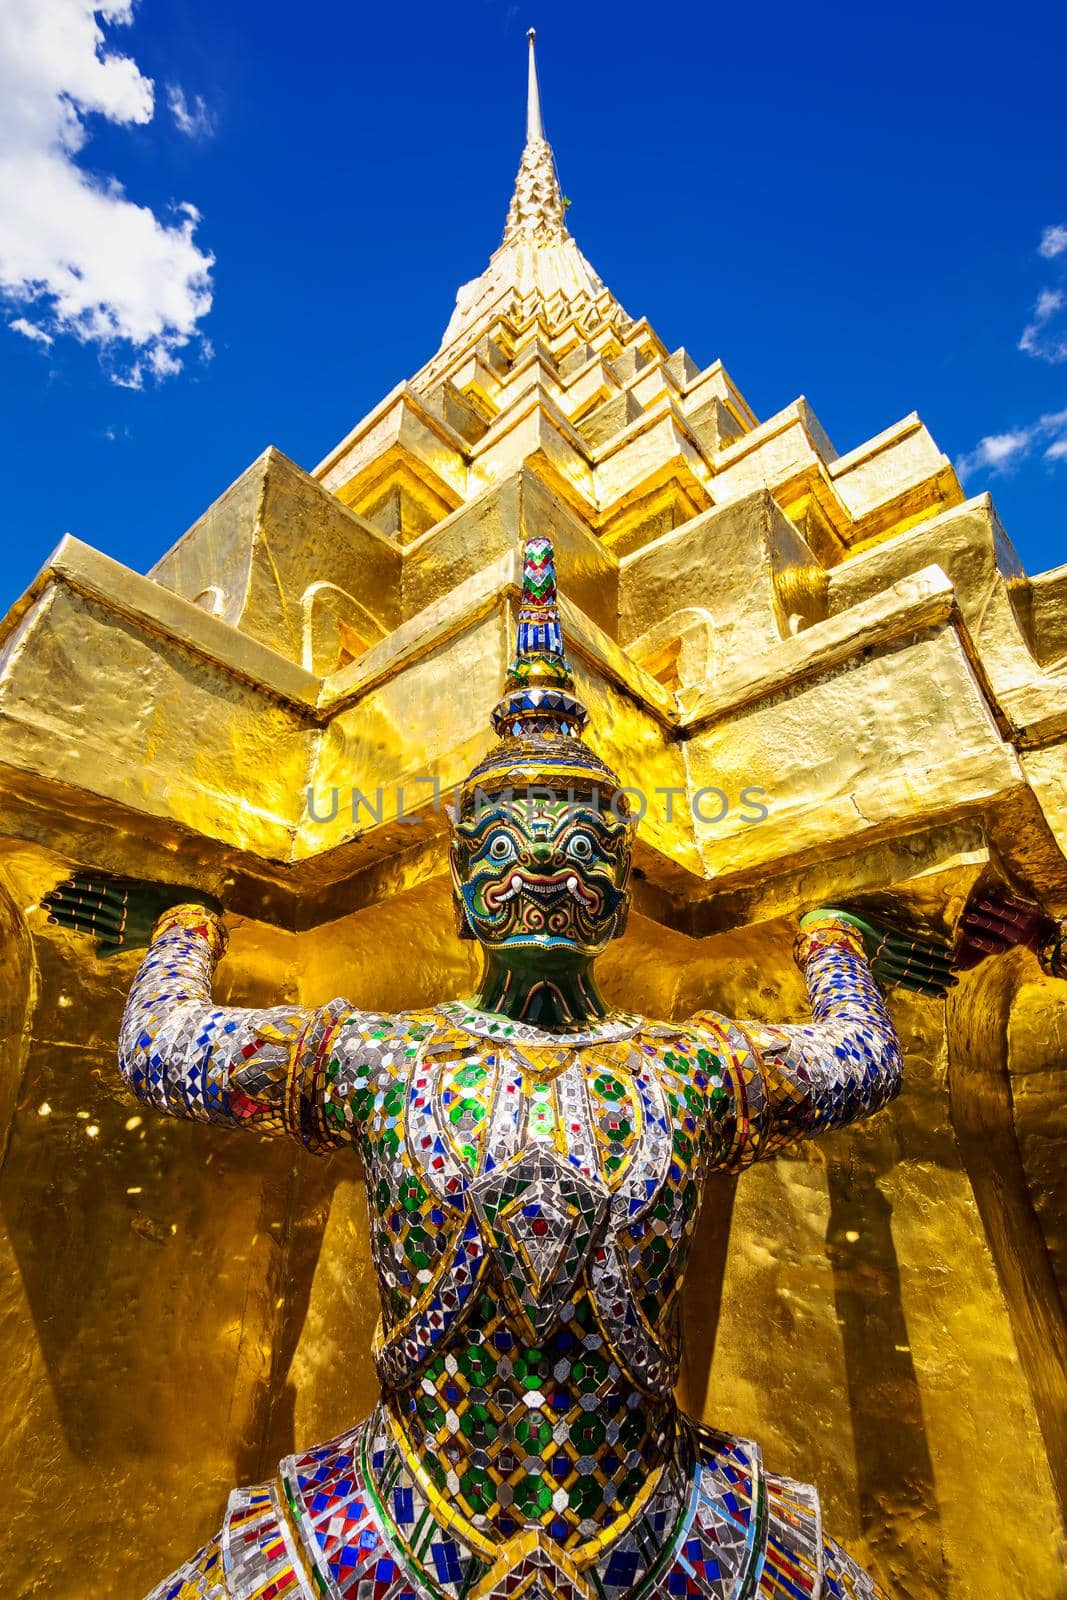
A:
488,834,516,861
567,833,594,861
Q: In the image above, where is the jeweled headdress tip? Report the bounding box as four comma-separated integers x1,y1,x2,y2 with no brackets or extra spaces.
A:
457,534,628,813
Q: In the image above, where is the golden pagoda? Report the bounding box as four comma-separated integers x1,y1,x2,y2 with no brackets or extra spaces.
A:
0,30,1065,1599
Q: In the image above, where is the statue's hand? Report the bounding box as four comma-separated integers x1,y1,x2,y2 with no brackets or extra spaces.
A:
954,887,1053,971
40,872,221,957
801,906,956,997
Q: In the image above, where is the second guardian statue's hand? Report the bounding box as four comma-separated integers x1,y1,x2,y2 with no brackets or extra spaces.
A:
820,886,1067,997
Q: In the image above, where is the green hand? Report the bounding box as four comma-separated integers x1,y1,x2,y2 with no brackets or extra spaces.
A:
40,872,221,957
801,906,957,997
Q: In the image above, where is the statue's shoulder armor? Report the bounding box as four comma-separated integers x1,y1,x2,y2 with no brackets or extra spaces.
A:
306,1006,436,1149
328,1005,437,1066
675,1005,752,1050
636,1010,757,1077
630,1013,772,1172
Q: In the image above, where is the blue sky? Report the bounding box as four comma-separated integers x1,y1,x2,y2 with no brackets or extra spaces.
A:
1,0,1065,617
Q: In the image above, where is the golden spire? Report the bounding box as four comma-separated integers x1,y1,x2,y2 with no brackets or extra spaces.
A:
501,28,568,247
526,26,543,141
435,29,629,355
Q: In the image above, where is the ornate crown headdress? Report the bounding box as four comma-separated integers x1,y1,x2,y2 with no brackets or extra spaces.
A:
459,536,625,810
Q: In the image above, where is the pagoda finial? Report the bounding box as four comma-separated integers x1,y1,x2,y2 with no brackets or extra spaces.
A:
505,534,572,692
458,531,630,810
501,30,567,247
526,29,544,143
438,27,624,351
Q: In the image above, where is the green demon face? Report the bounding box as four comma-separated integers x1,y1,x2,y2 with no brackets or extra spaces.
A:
450,792,632,959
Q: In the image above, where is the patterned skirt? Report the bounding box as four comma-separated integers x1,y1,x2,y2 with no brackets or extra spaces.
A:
146,1407,883,1600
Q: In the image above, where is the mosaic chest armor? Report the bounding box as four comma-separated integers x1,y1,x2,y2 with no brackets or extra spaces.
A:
123,908,896,1600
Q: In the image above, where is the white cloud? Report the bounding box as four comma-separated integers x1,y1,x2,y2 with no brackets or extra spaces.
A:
0,0,213,385
957,407,1067,480
1038,224,1067,260
166,84,216,140
958,227,1067,484
956,429,1034,478
1018,229,1067,363
1018,323,1067,363
9,315,53,346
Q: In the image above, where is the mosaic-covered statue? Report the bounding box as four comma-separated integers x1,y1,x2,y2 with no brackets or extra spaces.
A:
45,539,1065,1600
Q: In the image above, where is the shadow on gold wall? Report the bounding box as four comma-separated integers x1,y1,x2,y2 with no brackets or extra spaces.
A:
824,1155,941,1589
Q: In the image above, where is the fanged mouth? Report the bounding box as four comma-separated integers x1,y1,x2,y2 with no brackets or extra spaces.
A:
493,871,589,905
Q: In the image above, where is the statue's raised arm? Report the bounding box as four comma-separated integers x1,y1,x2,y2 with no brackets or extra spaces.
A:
685,908,952,1167
41,877,401,1151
